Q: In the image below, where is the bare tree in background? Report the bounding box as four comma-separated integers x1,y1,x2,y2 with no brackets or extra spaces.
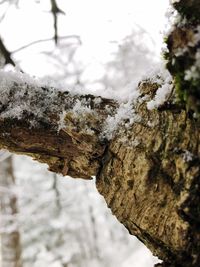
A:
0,4,22,263
0,156,22,267
101,28,156,91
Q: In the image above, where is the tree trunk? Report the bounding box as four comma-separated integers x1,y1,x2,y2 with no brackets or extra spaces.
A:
96,84,200,267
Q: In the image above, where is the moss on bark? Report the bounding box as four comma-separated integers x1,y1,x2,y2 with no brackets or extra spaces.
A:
165,0,200,114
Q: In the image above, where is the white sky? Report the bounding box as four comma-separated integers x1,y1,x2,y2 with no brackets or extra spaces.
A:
0,0,169,77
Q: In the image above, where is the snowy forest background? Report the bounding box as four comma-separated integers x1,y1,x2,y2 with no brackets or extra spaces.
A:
0,0,169,266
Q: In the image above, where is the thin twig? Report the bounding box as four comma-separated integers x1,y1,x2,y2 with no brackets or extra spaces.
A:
50,0,65,44
0,3,10,23
0,37,15,66
12,35,81,54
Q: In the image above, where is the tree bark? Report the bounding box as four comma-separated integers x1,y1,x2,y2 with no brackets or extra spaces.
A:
96,84,200,267
0,77,199,266
0,80,117,178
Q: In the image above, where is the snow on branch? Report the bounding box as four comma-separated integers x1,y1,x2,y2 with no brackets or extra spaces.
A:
1,68,197,267
0,68,173,178
0,70,118,178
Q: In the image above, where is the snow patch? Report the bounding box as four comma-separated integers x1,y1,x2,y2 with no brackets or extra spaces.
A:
58,110,67,132
72,99,93,114
170,0,180,3
102,82,141,140
0,69,44,89
146,66,173,110
147,83,173,110
182,150,193,162
163,5,181,37
185,49,200,81
0,66,173,141
104,65,173,125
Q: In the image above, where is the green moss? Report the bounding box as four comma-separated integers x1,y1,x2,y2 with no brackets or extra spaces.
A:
173,69,200,112
174,73,186,102
163,51,170,62
163,1,200,114
164,42,200,113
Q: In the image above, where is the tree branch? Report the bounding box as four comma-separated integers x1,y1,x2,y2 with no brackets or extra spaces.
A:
0,72,200,266
12,35,81,54
0,75,117,178
50,0,65,44
0,37,15,66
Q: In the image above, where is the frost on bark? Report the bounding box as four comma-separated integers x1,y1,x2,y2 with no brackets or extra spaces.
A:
0,80,117,179
0,78,199,267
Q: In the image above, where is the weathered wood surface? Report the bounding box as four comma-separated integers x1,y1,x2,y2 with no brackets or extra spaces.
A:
0,79,199,266
0,82,117,178
97,82,200,267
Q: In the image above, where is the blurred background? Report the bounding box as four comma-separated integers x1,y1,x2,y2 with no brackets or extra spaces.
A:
0,0,169,266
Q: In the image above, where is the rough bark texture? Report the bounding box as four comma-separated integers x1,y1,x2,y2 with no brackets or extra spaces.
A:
97,83,200,267
0,79,199,266
0,82,117,179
